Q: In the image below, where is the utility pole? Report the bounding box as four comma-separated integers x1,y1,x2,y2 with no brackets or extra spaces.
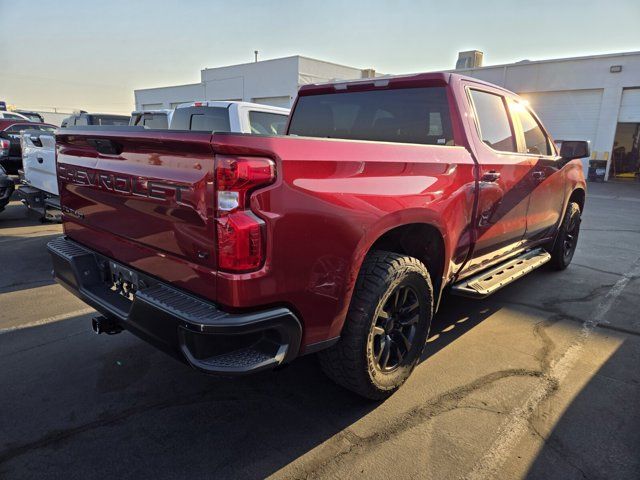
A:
254,50,259,63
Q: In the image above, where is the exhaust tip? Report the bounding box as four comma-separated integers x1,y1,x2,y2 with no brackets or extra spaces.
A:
91,316,123,335
91,317,101,334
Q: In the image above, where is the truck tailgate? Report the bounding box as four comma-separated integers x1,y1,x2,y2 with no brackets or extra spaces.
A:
22,133,58,195
56,129,218,298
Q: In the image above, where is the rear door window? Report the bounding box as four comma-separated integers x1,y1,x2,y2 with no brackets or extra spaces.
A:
288,87,453,145
469,89,517,153
19,113,43,122
5,124,40,135
138,113,168,129
170,107,231,132
511,104,551,155
91,115,129,126
248,111,288,135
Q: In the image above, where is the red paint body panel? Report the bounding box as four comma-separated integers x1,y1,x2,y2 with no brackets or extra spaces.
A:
55,73,585,352
211,135,476,344
57,131,219,299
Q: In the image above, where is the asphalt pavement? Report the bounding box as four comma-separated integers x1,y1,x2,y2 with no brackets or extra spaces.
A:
1,181,639,479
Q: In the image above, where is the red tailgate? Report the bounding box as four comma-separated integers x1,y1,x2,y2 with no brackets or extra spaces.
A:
56,129,218,299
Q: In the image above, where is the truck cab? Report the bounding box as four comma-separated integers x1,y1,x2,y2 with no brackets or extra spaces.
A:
61,111,130,128
170,101,289,134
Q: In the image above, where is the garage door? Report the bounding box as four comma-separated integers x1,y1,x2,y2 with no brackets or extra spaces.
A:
519,89,603,143
619,88,640,122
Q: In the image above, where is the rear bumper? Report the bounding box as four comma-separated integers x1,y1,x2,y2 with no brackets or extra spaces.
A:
14,186,61,220
47,236,302,375
15,185,45,209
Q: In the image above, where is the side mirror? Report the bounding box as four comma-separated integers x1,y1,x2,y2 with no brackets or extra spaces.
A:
560,140,590,160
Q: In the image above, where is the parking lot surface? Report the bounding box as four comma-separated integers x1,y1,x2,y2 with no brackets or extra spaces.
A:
1,182,639,480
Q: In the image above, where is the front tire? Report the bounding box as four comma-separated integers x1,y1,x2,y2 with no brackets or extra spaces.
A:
318,251,434,400
547,201,581,270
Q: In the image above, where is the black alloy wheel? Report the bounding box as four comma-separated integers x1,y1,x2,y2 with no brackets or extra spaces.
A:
370,285,419,372
562,213,580,262
548,201,581,270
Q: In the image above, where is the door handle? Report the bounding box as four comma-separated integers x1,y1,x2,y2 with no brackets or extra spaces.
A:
37,157,44,164
481,171,500,182
532,170,546,181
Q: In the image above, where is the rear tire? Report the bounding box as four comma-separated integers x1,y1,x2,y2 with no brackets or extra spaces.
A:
547,201,581,270
318,251,434,400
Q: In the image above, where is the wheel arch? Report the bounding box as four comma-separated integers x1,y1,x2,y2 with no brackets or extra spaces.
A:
568,187,586,213
328,220,448,337
367,223,447,297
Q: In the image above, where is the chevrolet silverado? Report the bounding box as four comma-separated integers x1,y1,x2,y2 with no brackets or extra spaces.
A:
48,73,588,399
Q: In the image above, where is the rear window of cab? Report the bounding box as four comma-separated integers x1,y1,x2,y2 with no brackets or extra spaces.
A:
170,107,231,132
288,87,453,146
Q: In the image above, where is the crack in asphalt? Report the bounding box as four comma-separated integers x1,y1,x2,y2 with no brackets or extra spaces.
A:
464,255,640,480
285,269,639,479
505,301,640,338
1,274,630,477
283,311,562,479
288,369,545,480
547,284,615,305
2,234,637,477
572,263,625,277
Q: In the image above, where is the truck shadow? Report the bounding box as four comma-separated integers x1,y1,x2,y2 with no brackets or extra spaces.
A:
422,292,497,361
0,293,500,479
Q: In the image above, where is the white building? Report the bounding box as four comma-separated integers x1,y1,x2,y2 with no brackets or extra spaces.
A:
135,50,640,182
134,55,376,111
454,50,640,181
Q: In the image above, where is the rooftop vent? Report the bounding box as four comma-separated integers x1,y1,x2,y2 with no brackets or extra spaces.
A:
361,68,376,79
455,50,484,70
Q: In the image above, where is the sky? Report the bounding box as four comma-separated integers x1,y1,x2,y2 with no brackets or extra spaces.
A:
1,0,638,114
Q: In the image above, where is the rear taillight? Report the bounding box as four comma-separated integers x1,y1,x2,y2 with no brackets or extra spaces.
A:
215,155,275,272
0,139,9,157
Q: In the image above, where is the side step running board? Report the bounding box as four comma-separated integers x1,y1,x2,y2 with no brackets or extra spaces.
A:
451,248,551,299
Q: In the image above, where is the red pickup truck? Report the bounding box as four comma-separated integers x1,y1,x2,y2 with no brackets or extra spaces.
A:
48,73,587,399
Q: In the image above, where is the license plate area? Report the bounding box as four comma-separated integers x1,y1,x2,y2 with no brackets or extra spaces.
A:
107,260,140,302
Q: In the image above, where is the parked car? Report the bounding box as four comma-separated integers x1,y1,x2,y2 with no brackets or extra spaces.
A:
17,131,60,221
170,101,289,134
61,111,129,128
48,72,588,399
0,165,15,213
13,110,45,123
0,120,56,174
0,111,30,121
129,109,173,129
